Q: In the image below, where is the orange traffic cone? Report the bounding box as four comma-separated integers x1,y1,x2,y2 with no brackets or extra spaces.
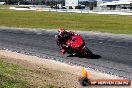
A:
82,67,88,77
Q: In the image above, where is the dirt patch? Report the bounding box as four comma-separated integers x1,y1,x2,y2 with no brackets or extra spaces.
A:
0,50,131,88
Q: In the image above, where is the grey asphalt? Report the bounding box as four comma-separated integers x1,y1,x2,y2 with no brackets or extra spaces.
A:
0,28,131,79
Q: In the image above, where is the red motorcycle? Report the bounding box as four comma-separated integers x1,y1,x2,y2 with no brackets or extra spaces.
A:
55,34,93,57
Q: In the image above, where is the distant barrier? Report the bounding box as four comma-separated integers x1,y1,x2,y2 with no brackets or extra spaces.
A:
9,6,132,15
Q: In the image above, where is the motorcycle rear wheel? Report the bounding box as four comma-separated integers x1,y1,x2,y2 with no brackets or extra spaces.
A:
83,47,93,56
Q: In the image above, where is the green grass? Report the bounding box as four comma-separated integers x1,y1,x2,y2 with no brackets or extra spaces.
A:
0,59,29,88
0,59,56,88
0,8,132,34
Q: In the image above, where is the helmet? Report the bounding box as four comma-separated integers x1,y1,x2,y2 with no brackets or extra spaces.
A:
58,28,65,35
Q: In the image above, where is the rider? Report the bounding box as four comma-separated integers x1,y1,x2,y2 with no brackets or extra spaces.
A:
57,28,75,45
57,28,93,56
57,28,75,54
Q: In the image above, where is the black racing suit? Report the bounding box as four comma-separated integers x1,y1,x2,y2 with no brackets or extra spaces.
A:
56,31,74,52
57,31,74,45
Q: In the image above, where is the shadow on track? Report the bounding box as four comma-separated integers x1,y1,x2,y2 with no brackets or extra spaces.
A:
67,54,101,59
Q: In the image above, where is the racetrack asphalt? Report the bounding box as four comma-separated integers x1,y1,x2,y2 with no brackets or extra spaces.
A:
0,28,131,79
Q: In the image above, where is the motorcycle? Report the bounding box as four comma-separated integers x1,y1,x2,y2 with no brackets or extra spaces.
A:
55,34,94,57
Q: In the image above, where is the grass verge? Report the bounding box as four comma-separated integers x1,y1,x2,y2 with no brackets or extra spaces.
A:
0,59,29,88
0,58,55,88
0,6,132,34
